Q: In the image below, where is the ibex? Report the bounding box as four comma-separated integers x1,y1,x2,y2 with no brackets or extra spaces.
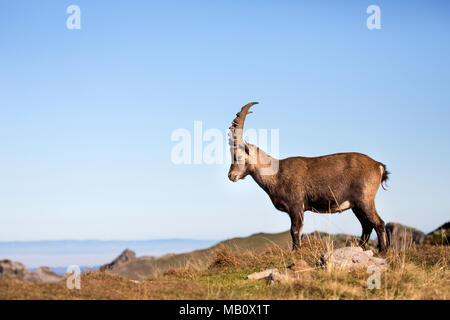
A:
228,102,390,252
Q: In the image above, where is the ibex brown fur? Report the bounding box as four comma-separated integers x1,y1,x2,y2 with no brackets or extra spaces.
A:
228,102,390,252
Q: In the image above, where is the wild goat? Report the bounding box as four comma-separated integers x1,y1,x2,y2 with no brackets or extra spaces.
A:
228,102,390,252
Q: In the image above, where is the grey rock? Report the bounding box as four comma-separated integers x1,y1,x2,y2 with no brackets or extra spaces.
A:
99,248,136,271
322,247,388,271
424,222,449,245
246,260,313,284
268,270,293,283
33,266,62,283
288,260,312,273
246,269,295,283
351,252,371,263
385,222,425,249
0,260,62,283
0,260,33,281
246,269,279,280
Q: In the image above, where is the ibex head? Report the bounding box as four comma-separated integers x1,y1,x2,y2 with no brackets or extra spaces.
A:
228,102,259,182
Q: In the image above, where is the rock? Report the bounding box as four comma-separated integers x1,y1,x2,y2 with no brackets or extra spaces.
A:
288,260,312,274
33,267,62,283
268,270,293,283
129,280,141,284
268,265,313,284
322,247,388,271
351,252,371,263
424,222,449,245
385,222,425,249
245,269,278,280
0,260,34,281
246,260,313,284
0,260,62,283
245,269,295,284
99,248,136,271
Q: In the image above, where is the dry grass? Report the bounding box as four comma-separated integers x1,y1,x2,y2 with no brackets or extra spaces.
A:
110,230,366,281
1,238,448,300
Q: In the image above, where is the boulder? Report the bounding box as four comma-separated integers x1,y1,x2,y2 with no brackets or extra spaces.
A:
0,260,62,283
99,248,136,271
267,270,293,283
245,269,278,280
288,260,312,274
322,247,388,271
33,266,62,283
385,222,425,249
246,260,313,284
424,222,449,245
246,269,296,283
0,260,34,281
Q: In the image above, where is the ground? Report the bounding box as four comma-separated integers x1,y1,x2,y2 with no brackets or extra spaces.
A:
0,236,448,300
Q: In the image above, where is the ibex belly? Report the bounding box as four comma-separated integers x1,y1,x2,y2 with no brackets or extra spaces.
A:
309,200,353,214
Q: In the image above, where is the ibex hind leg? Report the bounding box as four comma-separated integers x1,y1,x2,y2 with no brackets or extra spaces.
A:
355,202,388,253
352,207,374,249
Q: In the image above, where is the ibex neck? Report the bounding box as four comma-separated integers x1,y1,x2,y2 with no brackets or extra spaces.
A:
249,147,279,194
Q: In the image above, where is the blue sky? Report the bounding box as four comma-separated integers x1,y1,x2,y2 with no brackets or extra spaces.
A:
0,0,449,241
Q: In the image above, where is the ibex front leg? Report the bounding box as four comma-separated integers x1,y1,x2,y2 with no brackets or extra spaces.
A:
289,207,304,250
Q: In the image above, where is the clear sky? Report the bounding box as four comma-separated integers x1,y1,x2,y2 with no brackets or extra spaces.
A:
1,0,449,241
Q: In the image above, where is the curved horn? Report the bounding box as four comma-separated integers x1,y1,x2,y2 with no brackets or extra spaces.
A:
228,102,258,149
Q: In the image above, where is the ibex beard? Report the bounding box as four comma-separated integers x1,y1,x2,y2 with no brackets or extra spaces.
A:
228,102,390,253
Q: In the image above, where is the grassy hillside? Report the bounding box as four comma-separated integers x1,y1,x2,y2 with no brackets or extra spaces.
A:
0,237,448,300
112,231,365,280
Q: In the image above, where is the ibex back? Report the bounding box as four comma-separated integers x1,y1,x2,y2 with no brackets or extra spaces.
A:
228,102,390,252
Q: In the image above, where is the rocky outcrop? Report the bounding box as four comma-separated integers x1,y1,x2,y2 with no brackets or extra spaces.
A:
33,266,63,283
385,222,425,249
99,249,136,271
246,260,313,283
424,222,449,245
0,260,34,281
287,259,312,274
0,260,62,283
246,269,277,280
322,247,388,271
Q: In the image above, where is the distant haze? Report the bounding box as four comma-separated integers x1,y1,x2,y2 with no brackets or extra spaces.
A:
0,239,217,268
